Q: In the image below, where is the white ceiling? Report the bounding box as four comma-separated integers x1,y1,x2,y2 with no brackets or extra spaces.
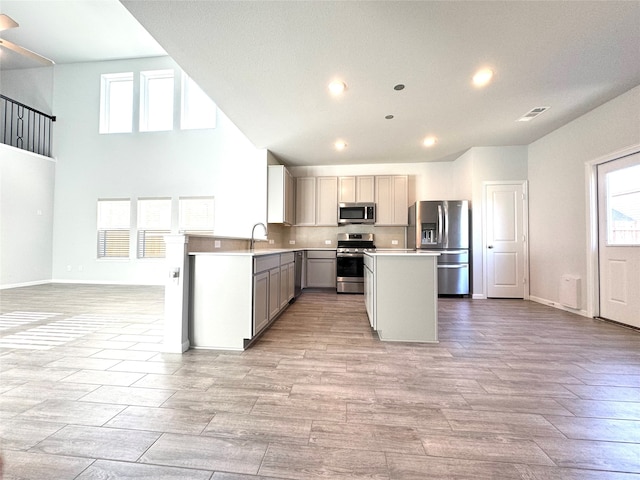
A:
2,1,639,167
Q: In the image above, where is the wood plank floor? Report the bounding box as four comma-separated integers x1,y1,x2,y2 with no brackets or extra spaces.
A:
1,284,639,479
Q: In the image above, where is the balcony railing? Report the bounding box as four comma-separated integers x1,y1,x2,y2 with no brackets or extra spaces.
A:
0,94,56,158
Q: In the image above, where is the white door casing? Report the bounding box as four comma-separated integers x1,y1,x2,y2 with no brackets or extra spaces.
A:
597,152,640,328
484,181,528,299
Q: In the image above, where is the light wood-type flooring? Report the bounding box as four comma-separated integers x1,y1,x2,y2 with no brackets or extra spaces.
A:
1,283,639,479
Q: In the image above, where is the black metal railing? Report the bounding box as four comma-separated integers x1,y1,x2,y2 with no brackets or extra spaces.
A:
0,94,56,157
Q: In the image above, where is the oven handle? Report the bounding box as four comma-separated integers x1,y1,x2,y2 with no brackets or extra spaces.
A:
337,253,364,258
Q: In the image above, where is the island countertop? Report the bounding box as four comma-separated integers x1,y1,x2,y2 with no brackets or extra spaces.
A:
365,250,440,256
188,247,336,256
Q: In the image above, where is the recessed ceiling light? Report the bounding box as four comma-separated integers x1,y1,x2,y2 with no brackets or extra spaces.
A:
328,80,347,95
472,68,494,87
423,136,438,147
394,84,405,91
334,140,347,150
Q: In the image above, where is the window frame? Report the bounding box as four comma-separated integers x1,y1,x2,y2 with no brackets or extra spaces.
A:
139,69,175,132
99,72,134,134
178,196,215,234
97,199,132,259
137,198,172,259
181,73,217,130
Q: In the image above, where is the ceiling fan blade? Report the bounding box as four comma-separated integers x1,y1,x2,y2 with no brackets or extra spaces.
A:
0,14,19,31
0,38,54,66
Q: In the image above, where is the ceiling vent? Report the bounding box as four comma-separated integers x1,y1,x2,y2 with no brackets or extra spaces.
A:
517,106,550,122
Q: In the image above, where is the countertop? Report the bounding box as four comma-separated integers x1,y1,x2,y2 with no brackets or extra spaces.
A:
365,250,440,257
189,247,336,256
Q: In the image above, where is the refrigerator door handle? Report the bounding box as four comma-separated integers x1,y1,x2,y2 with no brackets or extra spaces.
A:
437,204,444,244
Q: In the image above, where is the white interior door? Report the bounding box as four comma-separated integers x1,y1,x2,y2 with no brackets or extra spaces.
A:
597,153,640,328
485,182,527,298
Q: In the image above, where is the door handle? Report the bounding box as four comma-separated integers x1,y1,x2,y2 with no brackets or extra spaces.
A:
487,245,494,249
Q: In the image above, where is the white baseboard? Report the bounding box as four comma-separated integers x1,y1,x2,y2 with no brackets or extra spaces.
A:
0,279,51,290
51,279,164,286
529,295,589,318
2,279,165,289
472,293,486,299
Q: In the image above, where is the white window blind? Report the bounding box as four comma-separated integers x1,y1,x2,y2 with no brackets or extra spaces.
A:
137,198,172,258
140,69,174,132
99,73,133,134
97,199,131,258
179,197,214,233
181,73,216,130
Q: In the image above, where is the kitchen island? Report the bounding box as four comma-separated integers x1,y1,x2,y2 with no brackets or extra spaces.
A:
364,250,440,343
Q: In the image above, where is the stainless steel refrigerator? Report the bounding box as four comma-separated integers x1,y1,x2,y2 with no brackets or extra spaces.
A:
408,200,470,295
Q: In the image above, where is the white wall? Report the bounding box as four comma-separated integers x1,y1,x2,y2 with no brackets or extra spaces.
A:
528,84,640,312
2,56,266,286
0,145,55,287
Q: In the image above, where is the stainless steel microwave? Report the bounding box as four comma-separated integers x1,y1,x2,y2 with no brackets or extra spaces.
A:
338,203,376,224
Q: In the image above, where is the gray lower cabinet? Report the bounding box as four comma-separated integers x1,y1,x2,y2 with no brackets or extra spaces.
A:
253,270,269,335
305,250,336,288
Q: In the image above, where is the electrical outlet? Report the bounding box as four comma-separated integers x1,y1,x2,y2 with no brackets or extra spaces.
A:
324,240,332,245
289,240,296,245
214,240,221,248
66,265,72,272
392,240,399,245
269,239,275,244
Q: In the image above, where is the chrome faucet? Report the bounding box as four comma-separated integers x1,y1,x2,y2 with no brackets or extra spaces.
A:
250,222,268,250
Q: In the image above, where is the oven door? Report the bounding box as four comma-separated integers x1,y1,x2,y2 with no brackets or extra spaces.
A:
336,253,364,282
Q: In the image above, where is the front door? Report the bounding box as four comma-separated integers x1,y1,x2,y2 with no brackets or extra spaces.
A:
485,182,528,298
597,153,640,328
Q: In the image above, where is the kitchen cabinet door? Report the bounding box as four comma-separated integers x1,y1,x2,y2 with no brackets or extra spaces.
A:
316,176,338,226
279,263,290,309
268,165,295,225
287,261,295,302
339,176,375,203
306,251,337,288
253,271,269,335
295,177,316,226
269,267,280,320
356,176,375,203
338,176,356,203
375,175,408,226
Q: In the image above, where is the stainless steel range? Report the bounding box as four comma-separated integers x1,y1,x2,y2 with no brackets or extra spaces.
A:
336,233,376,294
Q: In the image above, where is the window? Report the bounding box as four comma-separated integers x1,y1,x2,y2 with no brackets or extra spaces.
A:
140,69,174,132
99,73,133,134
137,198,172,258
181,73,216,130
97,199,131,258
606,163,640,245
179,197,214,233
